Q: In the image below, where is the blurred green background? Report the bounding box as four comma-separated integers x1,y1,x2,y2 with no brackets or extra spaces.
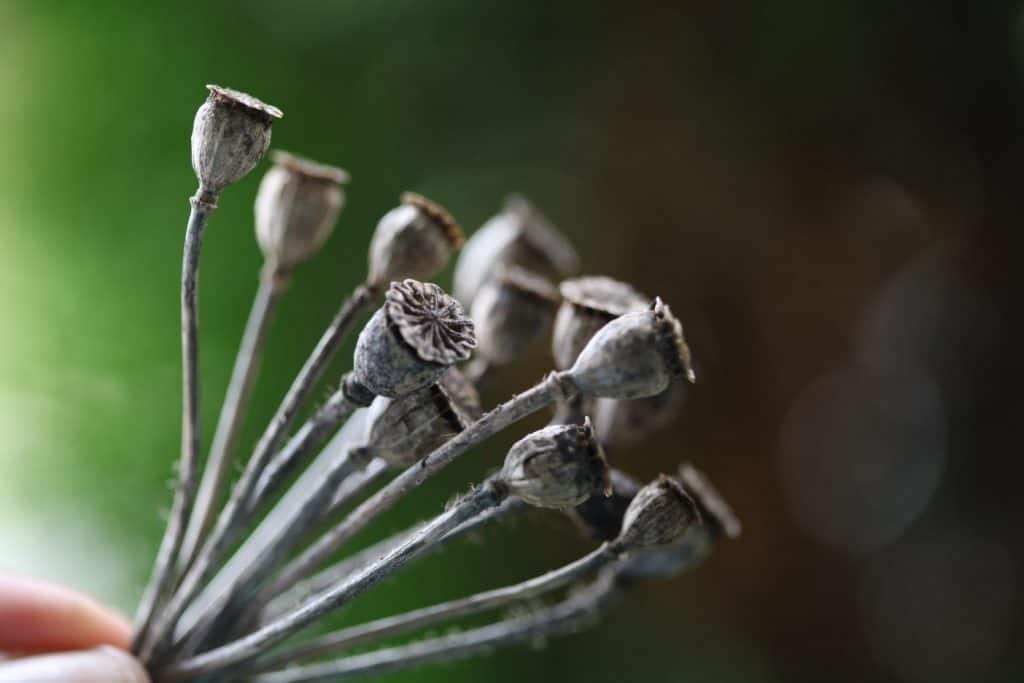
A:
2,1,1024,682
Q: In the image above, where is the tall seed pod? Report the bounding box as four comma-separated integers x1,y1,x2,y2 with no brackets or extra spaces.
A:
551,276,648,371
359,368,483,469
592,381,686,450
254,151,349,276
499,418,611,509
453,195,578,307
367,193,464,290
567,298,695,399
470,266,560,366
351,279,476,397
191,85,283,202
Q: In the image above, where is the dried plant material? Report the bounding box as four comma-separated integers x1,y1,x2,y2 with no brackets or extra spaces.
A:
619,475,700,549
592,382,686,450
367,193,463,289
677,463,742,540
471,265,560,366
551,276,648,370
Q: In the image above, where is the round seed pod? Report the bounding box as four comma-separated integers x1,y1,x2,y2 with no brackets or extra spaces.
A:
367,193,464,290
551,276,648,370
567,298,695,399
191,85,282,198
592,381,686,450
500,418,611,509
361,368,482,469
619,474,700,549
254,151,349,274
470,266,560,366
352,280,476,398
453,195,578,307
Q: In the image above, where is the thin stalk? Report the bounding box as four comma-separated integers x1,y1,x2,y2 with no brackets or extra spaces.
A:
249,570,620,683
178,266,287,574
132,190,216,654
256,539,624,669
158,483,508,681
142,285,374,661
266,372,571,596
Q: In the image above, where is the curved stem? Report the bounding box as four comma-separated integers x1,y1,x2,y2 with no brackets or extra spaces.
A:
132,190,216,654
178,267,286,574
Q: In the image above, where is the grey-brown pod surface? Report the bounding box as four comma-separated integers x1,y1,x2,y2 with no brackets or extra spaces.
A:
453,195,578,307
470,265,560,366
254,151,349,273
619,474,700,549
551,276,648,370
361,367,482,469
367,193,464,290
191,85,282,197
592,381,686,450
567,298,695,399
352,280,476,398
499,418,611,509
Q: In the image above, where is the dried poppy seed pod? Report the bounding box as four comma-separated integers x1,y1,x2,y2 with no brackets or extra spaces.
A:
470,266,560,366
499,418,611,509
619,474,700,549
351,279,475,397
453,195,578,307
367,193,464,290
254,151,349,274
360,368,482,469
567,298,695,399
191,85,282,201
551,276,648,370
592,382,686,450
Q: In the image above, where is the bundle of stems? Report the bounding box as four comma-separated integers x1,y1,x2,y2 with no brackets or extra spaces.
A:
131,84,739,683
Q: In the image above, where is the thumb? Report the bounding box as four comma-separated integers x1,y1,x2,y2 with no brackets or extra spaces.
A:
0,646,150,683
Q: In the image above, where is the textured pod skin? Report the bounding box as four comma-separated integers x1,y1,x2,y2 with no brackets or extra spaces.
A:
254,151,348,272
453,195,578,307
619,474,700,549
471,266,560,365
352,280,475,397
367,193,463,289
362,368,482,469
551,276,647,370
568,298,694,399
191,85,282,196
500,419,610,509
592,381,685,449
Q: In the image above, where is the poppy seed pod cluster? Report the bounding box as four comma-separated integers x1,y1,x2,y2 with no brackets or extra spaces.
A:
453,195,578,307
551,276,648,371
566,298,695,400
499,418,611,509
352,279,476,397
254,151,348,274
367,193,464,290
191,85,283,201
470,265,561,366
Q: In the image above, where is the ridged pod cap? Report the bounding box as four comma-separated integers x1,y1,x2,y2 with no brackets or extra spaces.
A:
352,280,476,397
367,193,464,289
453,195,578,307
551,276,648,370
592,381,686,450
191,85,282,197
254,151,348,273
619,474,700,549
470,266,560,366
361,368,482,469
568,298,695,399
500,418,611,509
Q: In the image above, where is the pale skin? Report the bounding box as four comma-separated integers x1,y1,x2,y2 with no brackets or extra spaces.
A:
0,575,149,682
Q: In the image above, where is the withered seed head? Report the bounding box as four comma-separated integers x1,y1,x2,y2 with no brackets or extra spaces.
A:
453,195,578,307
361,368,482,469
470,265,560,366
551,276,648,370
352,280,476,398
499,418,611,509
191,85,282,199
254,151,349,274
367,193,464,290
567,298,695,399
592,381,686,450
619,474,700,549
